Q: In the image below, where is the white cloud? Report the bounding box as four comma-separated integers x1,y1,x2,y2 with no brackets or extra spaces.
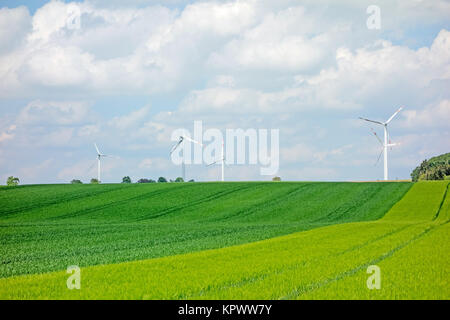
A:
17,100,91,126
78,124,100,137
400,100,450,128
109,105,151,130
208,6,330,72
0,125,17,143
0,6,31,54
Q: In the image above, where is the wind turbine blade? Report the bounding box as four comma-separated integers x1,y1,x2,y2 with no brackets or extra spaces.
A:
375,148,384,166
359,117,384,125
183,136,203,146
370,128,383,145
207,160,219,167
87,161,96,172
170,139,183,155
385,107,403,124
94,143,101,155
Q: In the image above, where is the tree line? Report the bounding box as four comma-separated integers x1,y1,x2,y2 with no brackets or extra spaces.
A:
410,152,450,182
70,177,195,184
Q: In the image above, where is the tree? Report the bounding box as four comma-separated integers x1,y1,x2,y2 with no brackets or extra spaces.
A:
122,176,132,184
158,177,167,183
6,176,19,186
411,153,450,182
188,179,195,183
272,176,281,182
71,179,83,184
137,178,156,183
90,178,99,184
175,177,184,183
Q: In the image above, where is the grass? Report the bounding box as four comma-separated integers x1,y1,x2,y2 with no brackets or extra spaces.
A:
0,182,410,278
0,181,448,300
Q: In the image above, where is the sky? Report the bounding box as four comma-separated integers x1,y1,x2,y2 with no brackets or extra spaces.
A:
0,0,449,184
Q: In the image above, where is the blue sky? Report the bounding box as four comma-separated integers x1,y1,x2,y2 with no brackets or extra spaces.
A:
0,0,449,184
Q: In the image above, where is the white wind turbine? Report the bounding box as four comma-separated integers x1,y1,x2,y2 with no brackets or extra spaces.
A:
359,107,403,181
170,135,203,181
207,141,225,182
94,143,109,183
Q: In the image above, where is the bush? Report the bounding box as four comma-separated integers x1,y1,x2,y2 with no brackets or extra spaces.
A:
90,178,99,184
137,178,156,183
175,177,184,183
272,177,281,182
6,176,19,186
71,179,83,184
122,176,132,184
158,177,168,183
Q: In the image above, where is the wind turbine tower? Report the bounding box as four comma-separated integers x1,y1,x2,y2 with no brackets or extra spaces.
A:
359,107,403,181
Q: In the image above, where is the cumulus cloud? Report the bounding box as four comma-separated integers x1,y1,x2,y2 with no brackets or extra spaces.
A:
0,125,17,143
0,0,449,183
400,100,450,128
0,6,31,54
109,105,151,130
17,100,91,126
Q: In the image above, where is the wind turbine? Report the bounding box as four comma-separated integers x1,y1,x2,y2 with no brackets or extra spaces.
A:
170,135,203,181
207,141,225,182
359,107,403,181
94,143,108,183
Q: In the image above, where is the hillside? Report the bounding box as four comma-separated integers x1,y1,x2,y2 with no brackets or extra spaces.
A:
0,182,411,278
0,181,447,299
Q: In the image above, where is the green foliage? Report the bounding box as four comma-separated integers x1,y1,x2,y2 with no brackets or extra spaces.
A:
411,152,450,182
90,178,99,184
175,177,184,183
0,182,447,300
157,177,167,183
0,182,411,278
70,179,83,184
122,176,132,184
137,179,155,183
6,176,19,187
272,176,281,182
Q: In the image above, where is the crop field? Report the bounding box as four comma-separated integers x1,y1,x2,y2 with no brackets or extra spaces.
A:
0,181,448,299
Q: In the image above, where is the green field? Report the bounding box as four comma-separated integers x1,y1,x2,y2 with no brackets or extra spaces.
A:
0,181,448,299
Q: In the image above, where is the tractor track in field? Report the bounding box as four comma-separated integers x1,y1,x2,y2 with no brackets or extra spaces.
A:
208,183,312,222
283,221,447,299
46,183,196,221
0,184,141,218
132,183,264,222
433,181,449,221
310,184,387,224
180,223,414,299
